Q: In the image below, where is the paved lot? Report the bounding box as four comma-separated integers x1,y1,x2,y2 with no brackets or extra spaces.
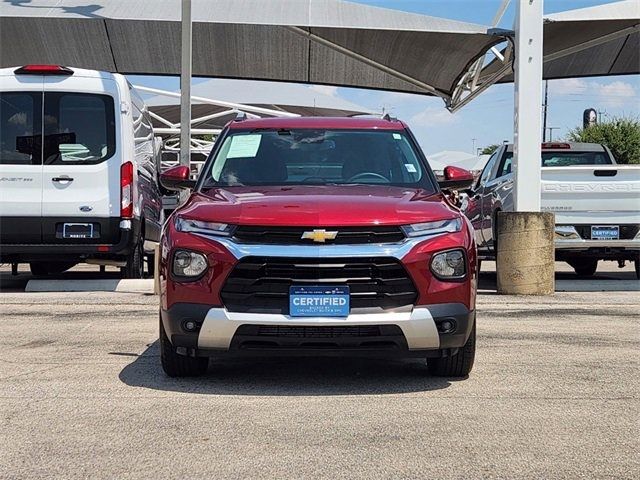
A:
1,268,638,479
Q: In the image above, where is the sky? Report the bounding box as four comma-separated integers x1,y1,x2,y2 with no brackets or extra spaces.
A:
128,0,639,156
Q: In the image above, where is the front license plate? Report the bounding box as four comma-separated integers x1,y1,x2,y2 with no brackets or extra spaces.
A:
63,223,93,239
289,286,350,317
591,225,619,240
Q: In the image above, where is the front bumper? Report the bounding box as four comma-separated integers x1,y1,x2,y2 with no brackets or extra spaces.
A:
161,302,474,357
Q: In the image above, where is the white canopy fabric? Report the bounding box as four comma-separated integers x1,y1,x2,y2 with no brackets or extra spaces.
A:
426,151,489,172
427,151,490,172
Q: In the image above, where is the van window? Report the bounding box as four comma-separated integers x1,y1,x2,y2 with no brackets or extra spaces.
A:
43,93,115,165
0,92,42,165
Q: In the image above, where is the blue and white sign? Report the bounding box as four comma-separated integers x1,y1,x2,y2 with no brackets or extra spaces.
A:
591,226,619,240
289,286,350,317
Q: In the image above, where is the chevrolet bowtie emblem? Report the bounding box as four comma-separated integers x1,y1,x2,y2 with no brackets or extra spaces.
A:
301,229,338,243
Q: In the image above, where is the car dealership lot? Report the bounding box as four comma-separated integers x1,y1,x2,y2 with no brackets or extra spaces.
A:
1,266,638,479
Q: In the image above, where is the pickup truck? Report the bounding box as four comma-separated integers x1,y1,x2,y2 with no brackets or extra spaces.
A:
461,142,640,278
157,116,478,377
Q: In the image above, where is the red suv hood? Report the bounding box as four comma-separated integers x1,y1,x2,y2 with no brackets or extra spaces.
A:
179,185,457,226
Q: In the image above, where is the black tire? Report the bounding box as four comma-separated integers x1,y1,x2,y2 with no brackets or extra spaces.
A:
122,239,144,279
29,262,50,276
427,322,476,377
160,316,208,377
635,259,640,280
571,259,598,277
29,261,76,276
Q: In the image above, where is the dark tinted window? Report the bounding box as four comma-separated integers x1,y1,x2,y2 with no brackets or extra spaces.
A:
501,151,612,169
43,93,115,165
202,129,434,191
0,92,42,165
541,151,612,166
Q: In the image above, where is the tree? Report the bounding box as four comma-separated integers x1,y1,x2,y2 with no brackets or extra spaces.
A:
480,144,500,155
567,116,640,164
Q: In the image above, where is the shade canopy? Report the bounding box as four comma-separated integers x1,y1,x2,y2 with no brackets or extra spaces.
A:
1,0,637,111
0,0,502,107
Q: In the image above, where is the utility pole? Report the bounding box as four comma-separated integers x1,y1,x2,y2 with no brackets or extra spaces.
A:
542,79,549,141
180,0,192,169
547,126,559,141
472,138,477,154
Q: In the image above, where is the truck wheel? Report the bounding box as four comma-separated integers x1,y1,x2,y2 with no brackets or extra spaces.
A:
427,323,476,377
572,259,598,277
160,316,208,377
122,240,144,279
29,262,76,276
635,259,640,280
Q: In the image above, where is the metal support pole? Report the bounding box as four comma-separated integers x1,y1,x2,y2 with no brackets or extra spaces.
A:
180,0,192,169
497,0,554,296
513,0,543,212
542,80,548,142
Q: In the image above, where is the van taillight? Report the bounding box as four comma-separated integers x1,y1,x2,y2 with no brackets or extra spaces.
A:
121,162,134,219
14,65,73,75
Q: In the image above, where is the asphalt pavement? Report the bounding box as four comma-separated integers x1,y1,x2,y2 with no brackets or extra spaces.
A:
0,265,638,479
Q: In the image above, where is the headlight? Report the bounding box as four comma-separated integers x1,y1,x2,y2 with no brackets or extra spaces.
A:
173,250,208,278
431,249,466,280
175,217,235,236
402,218,462,238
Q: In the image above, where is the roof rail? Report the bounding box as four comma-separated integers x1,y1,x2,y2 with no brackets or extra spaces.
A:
234,112,248,122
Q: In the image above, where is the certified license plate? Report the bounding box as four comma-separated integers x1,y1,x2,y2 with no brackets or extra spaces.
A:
591,225,619,240
63,223,93,239
289,286,350,317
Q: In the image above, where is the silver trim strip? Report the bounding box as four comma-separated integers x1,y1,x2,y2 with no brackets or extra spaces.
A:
555,238,640,250
194,234,432,260
197,307,440,351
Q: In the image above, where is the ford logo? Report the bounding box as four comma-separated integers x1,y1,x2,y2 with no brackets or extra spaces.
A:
79,206,93,212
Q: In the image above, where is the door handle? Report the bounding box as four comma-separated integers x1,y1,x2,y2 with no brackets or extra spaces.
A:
52,177,74,182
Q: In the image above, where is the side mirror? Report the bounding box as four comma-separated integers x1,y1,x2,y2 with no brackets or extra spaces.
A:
438,165,474,191
160,165,196,191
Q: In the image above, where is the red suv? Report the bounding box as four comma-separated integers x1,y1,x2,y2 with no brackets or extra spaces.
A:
159,117,477,377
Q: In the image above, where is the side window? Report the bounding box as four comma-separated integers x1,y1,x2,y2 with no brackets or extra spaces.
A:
496,152,513,178
0,92,42,165
477,151,499,187
43,93,115,165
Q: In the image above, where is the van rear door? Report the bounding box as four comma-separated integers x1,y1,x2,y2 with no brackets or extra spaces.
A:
0,81,44,244
40,77,120,244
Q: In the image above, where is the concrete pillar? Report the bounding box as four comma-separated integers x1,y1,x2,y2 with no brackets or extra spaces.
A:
496,212,555,295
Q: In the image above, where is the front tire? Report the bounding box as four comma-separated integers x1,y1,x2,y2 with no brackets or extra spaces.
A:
160,316,208,377
635,258,640,280
427,323,476,377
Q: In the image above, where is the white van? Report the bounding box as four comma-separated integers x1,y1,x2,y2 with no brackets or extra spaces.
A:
0,65,163,277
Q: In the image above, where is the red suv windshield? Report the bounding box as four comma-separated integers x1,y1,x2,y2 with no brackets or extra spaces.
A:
200,129,436,191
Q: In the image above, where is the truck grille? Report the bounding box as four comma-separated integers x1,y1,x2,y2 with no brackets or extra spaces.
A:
220,256,418,314
232,226,405,244
231,324,406,351
573,225,639,240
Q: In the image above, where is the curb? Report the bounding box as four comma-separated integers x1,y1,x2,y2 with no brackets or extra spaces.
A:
25,279,155,294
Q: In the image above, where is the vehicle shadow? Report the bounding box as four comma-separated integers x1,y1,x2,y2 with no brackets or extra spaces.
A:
119,341,456,396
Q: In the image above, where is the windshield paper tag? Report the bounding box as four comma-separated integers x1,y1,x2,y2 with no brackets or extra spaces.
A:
405,164,417,173
393,133,402,140
227,134,262,158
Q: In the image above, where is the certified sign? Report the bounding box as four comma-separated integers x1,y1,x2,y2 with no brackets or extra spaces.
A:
289,286,350,317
